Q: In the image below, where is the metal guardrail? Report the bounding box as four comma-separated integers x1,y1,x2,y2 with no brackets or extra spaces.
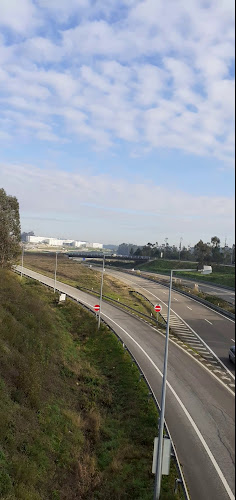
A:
76,285,167,327
85,263,235,318
139,269,235,292
15,268,190,499
121,270,235,320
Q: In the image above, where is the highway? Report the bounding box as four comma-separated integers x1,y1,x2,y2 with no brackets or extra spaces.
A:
94,267,235,374
17,267,235,500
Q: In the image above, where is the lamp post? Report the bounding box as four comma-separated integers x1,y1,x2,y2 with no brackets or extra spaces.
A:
179,237,183,262
153,265,212,499
98,255,105,329
54,252,58,293
20,244,24,278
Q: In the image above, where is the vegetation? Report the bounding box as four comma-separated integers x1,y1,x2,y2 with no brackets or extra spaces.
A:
138,261,235,289
0,269,184,499
20,253,159,322
123,237,235,265
0,188,21,268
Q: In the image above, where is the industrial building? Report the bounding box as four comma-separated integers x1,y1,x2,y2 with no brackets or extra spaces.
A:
26,236,103,249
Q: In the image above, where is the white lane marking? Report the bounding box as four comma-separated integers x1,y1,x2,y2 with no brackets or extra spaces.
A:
174,298,179,302
18,268,235,398
187,306,192,310
118,272,235,324
99,315,235,500
231,339,235,343
205,319,213,325
120,276,235,381
16,266,235,386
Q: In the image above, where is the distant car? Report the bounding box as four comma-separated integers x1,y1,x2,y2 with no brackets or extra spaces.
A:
229,345,235,364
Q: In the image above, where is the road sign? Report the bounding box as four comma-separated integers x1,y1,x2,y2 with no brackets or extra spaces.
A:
155,304,162,313
94,304,100,312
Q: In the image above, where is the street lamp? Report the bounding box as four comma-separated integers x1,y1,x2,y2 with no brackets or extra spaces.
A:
20,244,24,278
153,265,212,499
98,255,105,329
54,252,58,293
179,237,183,262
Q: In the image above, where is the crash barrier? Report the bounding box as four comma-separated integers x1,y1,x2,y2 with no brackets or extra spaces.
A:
76,285,167,327
121,270,235,320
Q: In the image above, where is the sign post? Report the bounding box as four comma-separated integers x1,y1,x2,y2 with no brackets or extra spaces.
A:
94,304,100,321
154,304,162,324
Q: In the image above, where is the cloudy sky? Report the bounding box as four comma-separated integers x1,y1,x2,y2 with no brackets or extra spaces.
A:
0,0,235,246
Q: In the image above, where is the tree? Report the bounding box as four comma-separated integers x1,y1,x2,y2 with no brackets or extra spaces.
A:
194,240,211,265
211,236,220,248
0,188,21,268
211,236,222,263
21,230,34,242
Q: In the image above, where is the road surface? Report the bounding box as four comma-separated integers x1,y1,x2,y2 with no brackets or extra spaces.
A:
17,267,235,500
94,267,235,374
138,270,235,305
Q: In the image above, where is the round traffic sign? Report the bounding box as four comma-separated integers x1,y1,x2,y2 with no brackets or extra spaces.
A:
154,304,162,313
94,304,100,312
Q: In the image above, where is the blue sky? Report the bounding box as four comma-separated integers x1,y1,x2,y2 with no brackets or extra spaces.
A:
0,0,235,246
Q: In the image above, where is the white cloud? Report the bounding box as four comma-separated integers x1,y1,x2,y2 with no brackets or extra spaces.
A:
0,0,234,163
0,162,234,245
0,0,40,33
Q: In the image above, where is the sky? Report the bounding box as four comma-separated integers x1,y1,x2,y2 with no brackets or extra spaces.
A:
0,0,235,247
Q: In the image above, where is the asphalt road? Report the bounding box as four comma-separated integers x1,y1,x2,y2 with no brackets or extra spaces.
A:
17,267,235,500
96,268,235,374
138,270,235,304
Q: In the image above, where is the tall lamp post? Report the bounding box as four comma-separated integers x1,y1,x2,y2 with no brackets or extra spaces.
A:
98,255,105,329
54,252,58,293
153,265,212,500
20,244,24,278
179,237,183,261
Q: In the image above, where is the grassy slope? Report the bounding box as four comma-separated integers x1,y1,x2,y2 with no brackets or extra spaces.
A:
0,270,183,500
139,260,235,288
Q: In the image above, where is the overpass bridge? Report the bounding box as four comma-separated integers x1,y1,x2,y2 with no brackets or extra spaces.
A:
67,252,151,262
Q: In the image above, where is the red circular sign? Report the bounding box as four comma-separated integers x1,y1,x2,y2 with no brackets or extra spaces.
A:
154,304,162,313
94,304,100,312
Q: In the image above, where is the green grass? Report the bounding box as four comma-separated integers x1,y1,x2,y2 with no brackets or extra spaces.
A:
20,253,160,324
139,260,235,289
0,269,184,499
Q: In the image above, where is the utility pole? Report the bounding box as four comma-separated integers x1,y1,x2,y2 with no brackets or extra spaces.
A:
164,238,168,259
231,244,235,265
98,255,105,329
21,244,24,278
54,252,58,293
153,270,173,499
179,237,183,261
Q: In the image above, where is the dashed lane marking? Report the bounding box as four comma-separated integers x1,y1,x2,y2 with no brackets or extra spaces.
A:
205,319,213,325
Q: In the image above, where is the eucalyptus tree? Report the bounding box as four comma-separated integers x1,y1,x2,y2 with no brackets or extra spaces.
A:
0,188,21,268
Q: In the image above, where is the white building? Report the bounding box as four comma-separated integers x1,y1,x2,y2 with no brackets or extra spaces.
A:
26,236,48,244
26,236,102,248
88,242,103,249
74,241,87,248
44,238,64,246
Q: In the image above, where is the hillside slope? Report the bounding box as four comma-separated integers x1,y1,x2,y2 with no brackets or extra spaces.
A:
0,270,182,500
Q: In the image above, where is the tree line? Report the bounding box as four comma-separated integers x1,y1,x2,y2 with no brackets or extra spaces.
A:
118,238,235,265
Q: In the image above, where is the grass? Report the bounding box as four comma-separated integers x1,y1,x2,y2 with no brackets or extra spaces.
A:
0,269,184,499
138,260,235,289
19,253,163,325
